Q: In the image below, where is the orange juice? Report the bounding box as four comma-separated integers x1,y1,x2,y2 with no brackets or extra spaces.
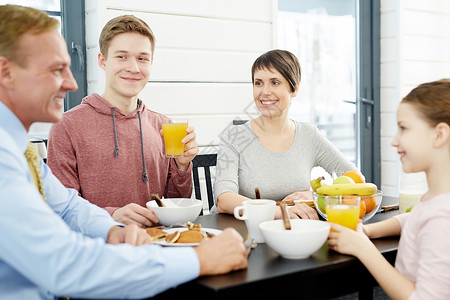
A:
162,122,188,157
326,205,359,230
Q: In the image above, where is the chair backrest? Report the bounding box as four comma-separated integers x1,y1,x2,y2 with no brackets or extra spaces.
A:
232,119,248,125
192,153,217,213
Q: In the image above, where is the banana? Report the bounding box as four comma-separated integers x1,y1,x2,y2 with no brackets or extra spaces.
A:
316,183,377,196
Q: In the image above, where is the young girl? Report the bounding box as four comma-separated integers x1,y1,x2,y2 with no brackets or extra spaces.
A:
327,79,450,299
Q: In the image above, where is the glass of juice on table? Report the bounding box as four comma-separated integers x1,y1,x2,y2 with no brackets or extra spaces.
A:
399,171,427,214
325,195,360,230
162,118,188,158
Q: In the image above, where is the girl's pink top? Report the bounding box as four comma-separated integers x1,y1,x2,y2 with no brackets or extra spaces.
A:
394,193,450,299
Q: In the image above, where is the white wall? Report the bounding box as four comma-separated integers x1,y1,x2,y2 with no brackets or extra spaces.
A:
380,0,450,196
85,0,276,152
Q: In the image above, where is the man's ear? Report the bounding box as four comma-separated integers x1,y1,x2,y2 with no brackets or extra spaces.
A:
98,52,106,70
0,56,15,89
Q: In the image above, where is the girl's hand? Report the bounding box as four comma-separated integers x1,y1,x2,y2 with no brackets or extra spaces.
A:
327,222,373,257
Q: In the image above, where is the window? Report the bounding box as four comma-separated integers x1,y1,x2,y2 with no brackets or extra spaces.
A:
278,0,380,186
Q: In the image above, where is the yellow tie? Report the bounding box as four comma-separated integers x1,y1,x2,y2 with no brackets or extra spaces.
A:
24,142,47,202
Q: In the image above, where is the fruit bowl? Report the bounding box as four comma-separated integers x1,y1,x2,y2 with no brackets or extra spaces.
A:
312,191,383,223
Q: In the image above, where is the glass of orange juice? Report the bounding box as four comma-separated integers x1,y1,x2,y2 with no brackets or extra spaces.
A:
162,118,188,158
325,195,360,230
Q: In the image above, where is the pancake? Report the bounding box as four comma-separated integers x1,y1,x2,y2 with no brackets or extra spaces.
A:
165,231,180,243
186,221,202,231
177,230,207,243
146,227,168,241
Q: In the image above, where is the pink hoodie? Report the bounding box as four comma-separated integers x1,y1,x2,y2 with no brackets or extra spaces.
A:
47,93,192,215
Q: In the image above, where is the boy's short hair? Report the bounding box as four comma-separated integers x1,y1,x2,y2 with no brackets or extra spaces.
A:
0,4,59,66
99,15,155,60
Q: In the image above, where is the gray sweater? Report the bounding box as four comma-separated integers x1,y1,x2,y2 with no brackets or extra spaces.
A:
214,121,355,202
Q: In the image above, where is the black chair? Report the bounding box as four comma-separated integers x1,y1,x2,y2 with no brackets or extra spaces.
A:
232,119,248,125
192,153,217,213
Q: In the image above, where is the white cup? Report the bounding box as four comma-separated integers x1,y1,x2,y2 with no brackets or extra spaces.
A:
234,199,276,243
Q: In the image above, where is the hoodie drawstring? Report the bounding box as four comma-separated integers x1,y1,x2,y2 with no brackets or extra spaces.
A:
137,111,149,182
111,104,148,183
111,108,119,157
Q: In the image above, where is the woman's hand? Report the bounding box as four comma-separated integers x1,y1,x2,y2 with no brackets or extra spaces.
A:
275,203,319,220
288,203,319,219
281,191,312,202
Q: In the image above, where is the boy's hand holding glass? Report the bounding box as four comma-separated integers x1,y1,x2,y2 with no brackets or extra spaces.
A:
162,118,199,170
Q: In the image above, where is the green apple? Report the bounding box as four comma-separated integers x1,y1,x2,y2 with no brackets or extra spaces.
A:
333,175,355,185
318,196,326,214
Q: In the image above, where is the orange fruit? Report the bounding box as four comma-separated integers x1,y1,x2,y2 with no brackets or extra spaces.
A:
362,196,376,213
359,200,366,219
343,170,366,183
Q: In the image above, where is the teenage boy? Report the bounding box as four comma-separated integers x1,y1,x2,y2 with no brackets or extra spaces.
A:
48,15,199,227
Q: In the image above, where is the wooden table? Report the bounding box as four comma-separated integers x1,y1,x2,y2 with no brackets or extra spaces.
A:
151,196,399,300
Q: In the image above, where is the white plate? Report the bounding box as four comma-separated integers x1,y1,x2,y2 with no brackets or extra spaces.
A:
153,228,222,247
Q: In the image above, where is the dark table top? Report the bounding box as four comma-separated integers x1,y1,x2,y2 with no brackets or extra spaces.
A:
152,196,400,300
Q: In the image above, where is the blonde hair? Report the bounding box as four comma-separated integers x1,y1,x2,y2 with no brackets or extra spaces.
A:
0,5,59,65
402,79,450,127
99,15,155,59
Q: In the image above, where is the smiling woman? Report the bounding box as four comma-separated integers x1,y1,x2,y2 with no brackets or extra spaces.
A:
214,49,356,220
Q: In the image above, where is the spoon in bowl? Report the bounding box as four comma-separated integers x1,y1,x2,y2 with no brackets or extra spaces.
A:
279,202,291,230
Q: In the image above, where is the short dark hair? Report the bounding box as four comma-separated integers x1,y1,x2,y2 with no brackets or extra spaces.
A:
251,49,301,93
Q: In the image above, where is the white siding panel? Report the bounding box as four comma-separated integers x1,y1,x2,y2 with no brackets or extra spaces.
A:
140,82,256,115
381,137,397,162
403,0,450,13
105,10,272,52
380,62,398,88
380,11,396,38
105,0,273,22
403,61,450,86
380,87,399,113
403,10,450,38
380,37,396,63
151,49,259,82
403,36,450,62
380,113,396,138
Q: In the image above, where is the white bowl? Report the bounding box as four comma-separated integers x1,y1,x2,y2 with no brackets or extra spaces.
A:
146,198,202,226
312,191,383,223
259,219,330,259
